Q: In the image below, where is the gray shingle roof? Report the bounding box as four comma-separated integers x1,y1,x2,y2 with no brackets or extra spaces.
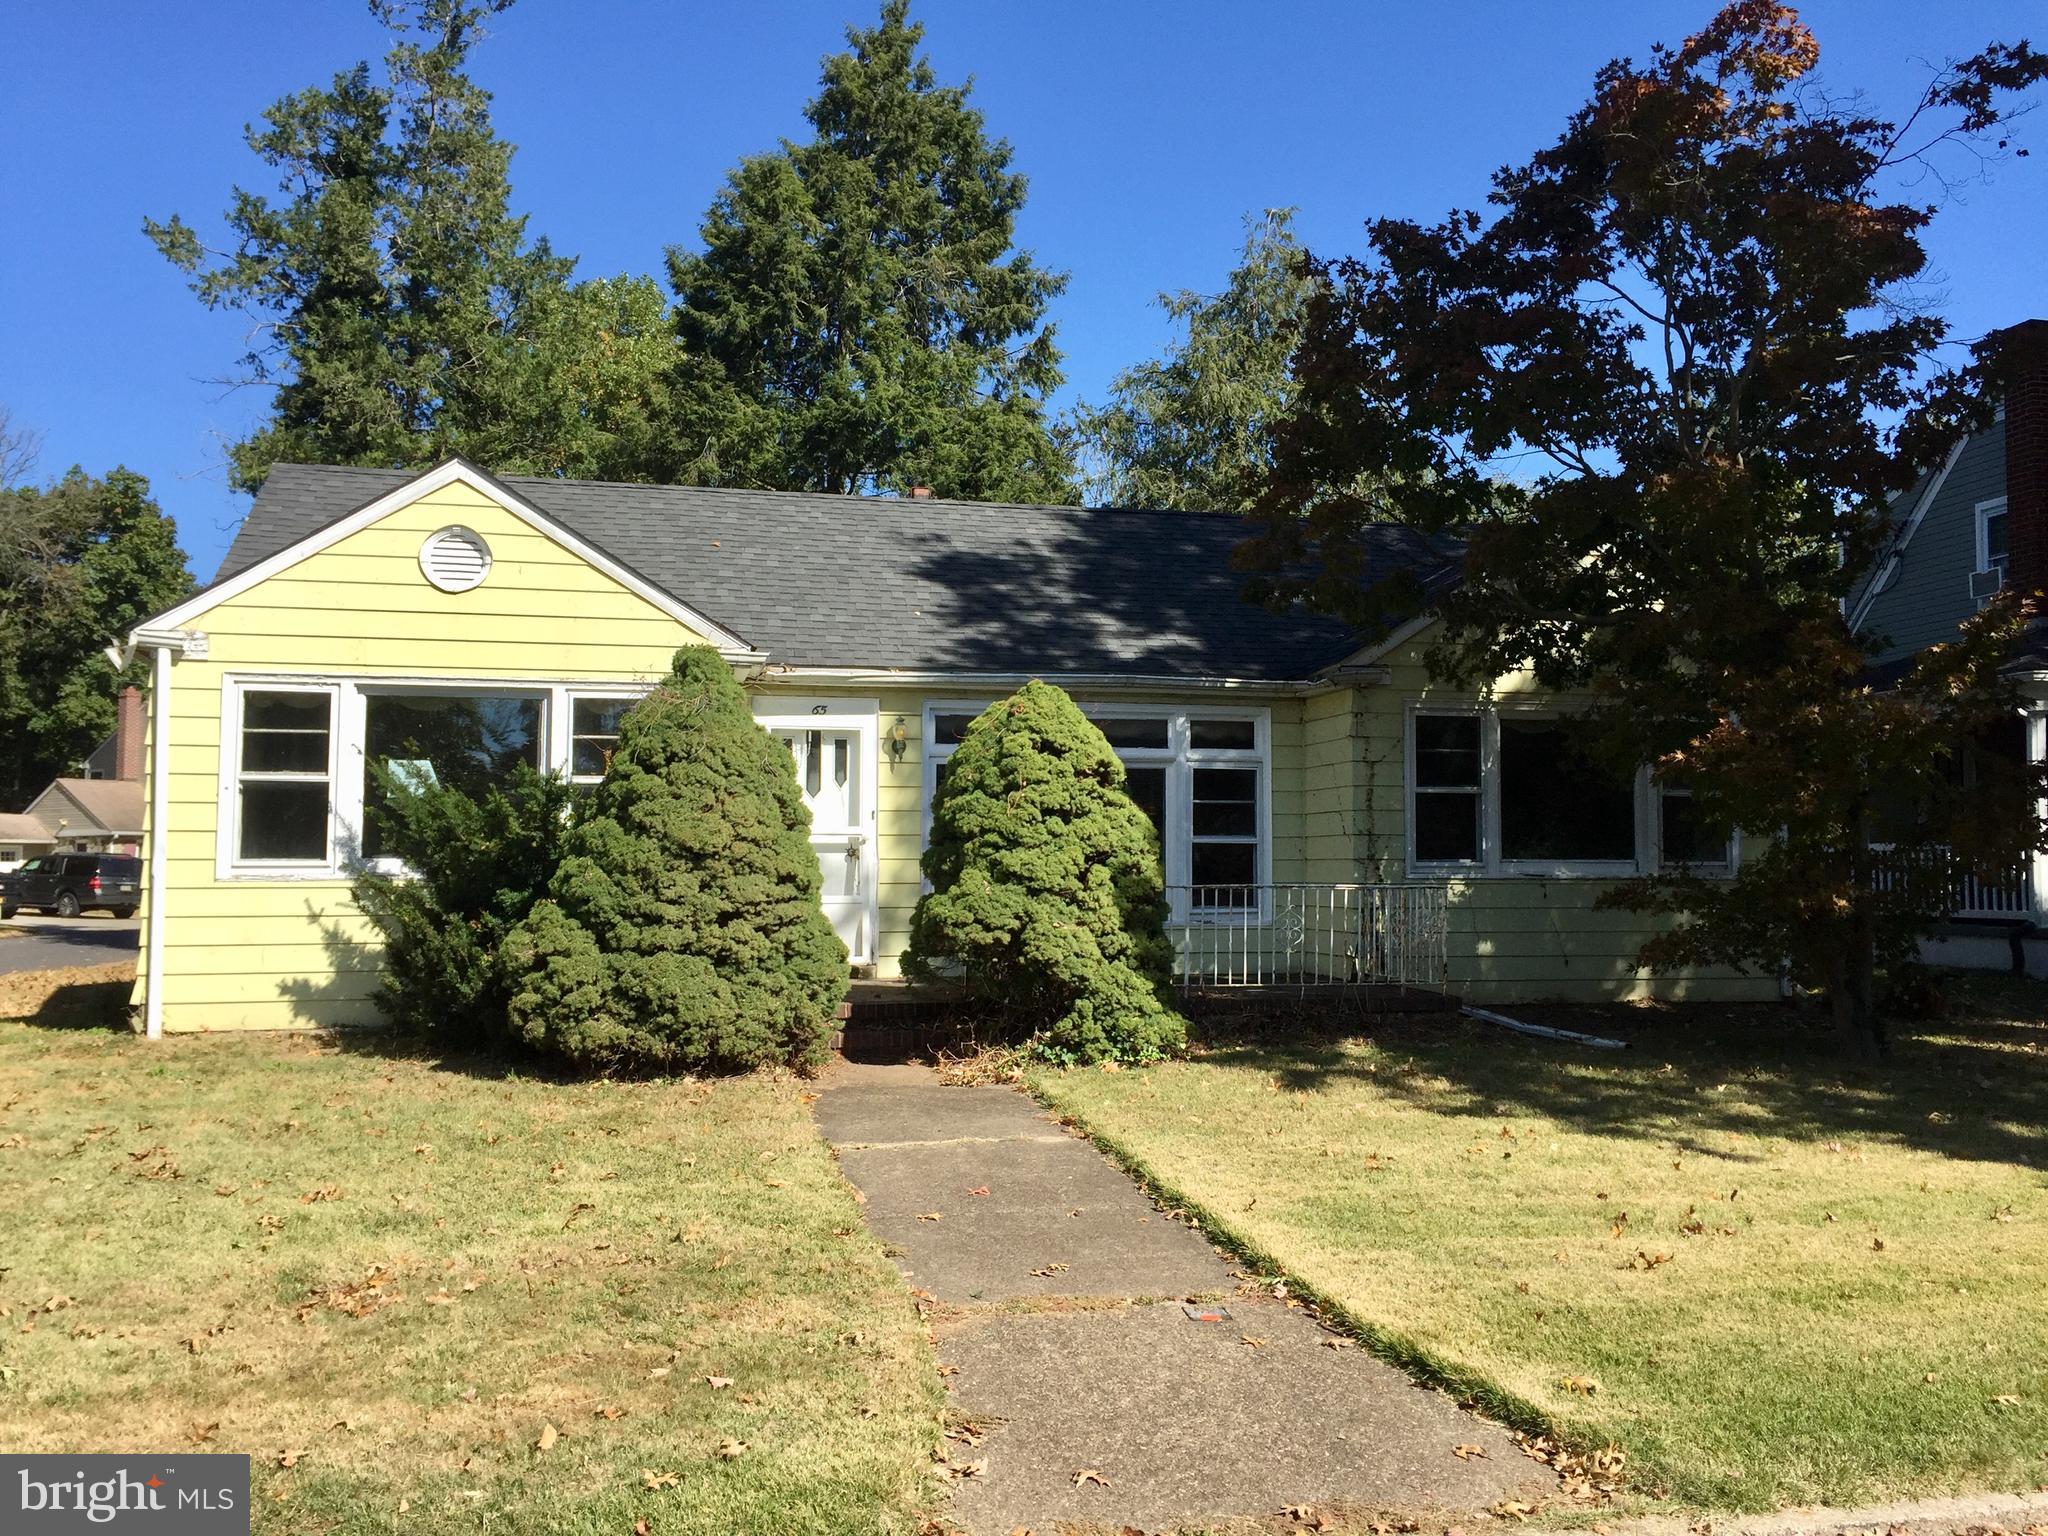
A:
214,463,1458,677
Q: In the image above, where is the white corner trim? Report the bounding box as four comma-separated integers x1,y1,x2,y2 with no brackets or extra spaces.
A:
1326,611,1441,673
144,643,170,1040
133,459,759,656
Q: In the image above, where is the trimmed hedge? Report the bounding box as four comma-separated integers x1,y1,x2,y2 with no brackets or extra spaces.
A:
904,680,1186,1064
502,647,847,1072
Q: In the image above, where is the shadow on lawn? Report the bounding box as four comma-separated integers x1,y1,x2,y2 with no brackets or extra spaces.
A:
1205,976,2048,1170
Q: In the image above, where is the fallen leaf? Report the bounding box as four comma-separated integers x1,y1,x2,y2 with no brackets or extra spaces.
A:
1452,1443,1488,1460
640,1468,678,1490
633,1520,652,1536
275,1449,303,1469
917,1211,943,1222
1029,1262,1070,1277
1072,1468,1111,1488
535,1423,559,1453
967,1185,990,1197
1493,1501,1534,1522
1240,1335,1267,1348
1992,1394,2023,1407
705,1375,734,1390
716,1438,747,1460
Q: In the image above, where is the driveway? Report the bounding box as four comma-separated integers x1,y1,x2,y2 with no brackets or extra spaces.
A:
0,914,140,974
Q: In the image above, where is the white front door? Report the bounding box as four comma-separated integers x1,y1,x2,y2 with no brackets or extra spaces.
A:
760,707,878,966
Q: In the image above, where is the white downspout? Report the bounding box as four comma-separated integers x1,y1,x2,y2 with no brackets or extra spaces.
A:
144,643,171,1040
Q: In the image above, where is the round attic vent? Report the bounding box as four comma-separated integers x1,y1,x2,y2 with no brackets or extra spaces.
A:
419,526,492,592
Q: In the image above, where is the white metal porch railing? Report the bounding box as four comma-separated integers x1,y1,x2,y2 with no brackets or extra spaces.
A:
1165,883,1449,991
1870,844,2035,918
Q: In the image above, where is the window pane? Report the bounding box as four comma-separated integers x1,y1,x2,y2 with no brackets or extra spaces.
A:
1499,719,1635,863
1660,793,1730,867
244,692,330,732
242,691,330,773
1189,719,1256,751
1415,792,1480,863
1414,714,1480,788
364,694,543,856
239,782,328,861
573,698,630,736
1191,767,1258,836
1093,717,1170,750
932,713,978,746
1123,765,1167,841
1192,841,1257,887
1985,509,2008,565
571,737,616,777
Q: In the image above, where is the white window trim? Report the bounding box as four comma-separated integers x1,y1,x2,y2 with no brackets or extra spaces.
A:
1977,496,2010,578
1652,780,1738,873
920,699,1272,922
559,685,655,784
216,673,665,882
1407,702,1731,880
218,679,344,879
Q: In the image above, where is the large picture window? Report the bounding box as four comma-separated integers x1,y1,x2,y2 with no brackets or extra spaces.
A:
235,689,333,863
1407,707,1722,878
362,693,542,857
923,703,1267,918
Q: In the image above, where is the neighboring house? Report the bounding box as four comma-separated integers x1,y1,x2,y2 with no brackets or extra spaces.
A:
0,813,57,873
22,777,145,857
111,456,1809,1038
1848,317,2048,968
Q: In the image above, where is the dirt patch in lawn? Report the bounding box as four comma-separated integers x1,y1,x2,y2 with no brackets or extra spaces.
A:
0,960,134,1027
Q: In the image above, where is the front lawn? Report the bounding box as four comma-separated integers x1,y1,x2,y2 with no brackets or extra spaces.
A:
1029,976,2048,1513
0,1006,940,1535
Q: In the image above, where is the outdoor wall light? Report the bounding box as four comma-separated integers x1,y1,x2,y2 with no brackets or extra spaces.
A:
886,716,909,766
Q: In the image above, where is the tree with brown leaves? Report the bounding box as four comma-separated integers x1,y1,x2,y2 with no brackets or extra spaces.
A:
1243,2,2048,1057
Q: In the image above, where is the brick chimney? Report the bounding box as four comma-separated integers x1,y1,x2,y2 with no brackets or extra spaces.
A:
114,686,145,781
2002,318,2048,626
909,485,933,500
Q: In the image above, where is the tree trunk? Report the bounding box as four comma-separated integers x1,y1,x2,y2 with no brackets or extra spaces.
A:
1834,802,1887,1062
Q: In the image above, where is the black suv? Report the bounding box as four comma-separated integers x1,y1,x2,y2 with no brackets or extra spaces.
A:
0,854,141,919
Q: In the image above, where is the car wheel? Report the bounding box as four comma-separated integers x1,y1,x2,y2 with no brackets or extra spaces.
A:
111,906,137,920
54,892,81,919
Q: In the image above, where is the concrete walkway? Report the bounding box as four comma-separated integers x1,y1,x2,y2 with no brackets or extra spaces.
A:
816,1062,1540,1535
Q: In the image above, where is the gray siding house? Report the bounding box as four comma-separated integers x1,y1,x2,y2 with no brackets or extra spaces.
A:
1850,320,2048,971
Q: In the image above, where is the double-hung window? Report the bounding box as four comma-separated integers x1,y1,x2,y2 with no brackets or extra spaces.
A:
1656,784,1734,871
233,688,336,865
568,696,633,787
923,704,1267,917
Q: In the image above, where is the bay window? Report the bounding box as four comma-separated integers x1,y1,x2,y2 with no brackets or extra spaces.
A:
923,703,1267,916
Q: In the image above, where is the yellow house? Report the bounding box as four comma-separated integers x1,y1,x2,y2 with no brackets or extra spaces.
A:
114,458,1772,1036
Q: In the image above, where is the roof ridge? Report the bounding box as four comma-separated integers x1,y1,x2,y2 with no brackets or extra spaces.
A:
264,462,1267,526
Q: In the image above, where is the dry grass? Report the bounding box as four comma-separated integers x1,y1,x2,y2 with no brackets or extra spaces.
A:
1029,975,2048,1514
0,1015,942,1534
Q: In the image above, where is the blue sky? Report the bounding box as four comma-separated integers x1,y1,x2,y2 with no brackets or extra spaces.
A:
2,0,2041,582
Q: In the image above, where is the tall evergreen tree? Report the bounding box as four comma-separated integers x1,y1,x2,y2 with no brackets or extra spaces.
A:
147,0,651,490
665,1,1073,502
0,465,193,808
1069,209,1318,511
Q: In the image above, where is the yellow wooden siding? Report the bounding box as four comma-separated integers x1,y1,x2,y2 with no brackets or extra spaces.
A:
142,479,717,1031
1352,628,1777,1003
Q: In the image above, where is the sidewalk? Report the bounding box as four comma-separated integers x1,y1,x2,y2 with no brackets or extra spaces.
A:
815,1061,1541,1534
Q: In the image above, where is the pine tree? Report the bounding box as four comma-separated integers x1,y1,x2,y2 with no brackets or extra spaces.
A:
666,1,1073,502
905,681,1186,1064
146,1,656,489
1069,209,1318,511
502,648,847,1072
